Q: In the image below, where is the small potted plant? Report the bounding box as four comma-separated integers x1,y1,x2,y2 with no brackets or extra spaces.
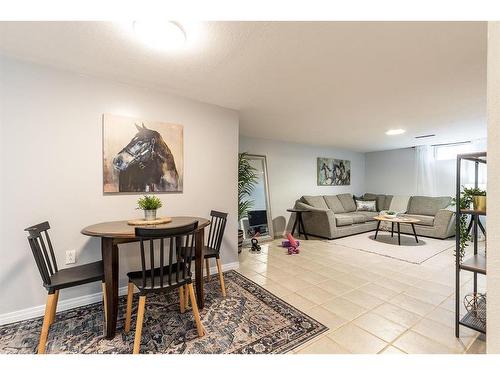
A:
137,195,162,221
384,210,397,218
464,187,486,212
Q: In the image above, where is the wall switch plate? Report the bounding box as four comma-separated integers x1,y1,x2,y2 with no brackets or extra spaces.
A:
65,250,76,264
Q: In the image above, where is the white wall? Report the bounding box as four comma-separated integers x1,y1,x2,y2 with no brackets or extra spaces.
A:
487,21,500,353
365,147,458,197
0,57,239,319
239,136,366,235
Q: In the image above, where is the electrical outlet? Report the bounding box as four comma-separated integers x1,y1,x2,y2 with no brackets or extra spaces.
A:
65,250,76,264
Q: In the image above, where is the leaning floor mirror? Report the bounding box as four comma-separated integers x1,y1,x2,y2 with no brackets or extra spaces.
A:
240,154,274,244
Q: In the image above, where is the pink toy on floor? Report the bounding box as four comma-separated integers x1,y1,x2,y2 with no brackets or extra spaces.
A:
285,232,300,255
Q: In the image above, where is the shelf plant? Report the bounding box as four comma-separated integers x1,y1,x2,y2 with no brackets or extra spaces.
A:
454,187,486,263
137,195,163,221
238,152,258,252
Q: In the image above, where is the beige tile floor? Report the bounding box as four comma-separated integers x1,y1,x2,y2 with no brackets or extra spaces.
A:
237,237,486,354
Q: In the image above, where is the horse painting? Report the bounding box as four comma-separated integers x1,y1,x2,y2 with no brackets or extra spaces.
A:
103,114,183,193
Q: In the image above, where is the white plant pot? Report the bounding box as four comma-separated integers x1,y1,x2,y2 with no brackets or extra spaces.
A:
144,209,157,221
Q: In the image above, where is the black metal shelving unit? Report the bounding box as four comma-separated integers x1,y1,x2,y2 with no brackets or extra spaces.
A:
455,152,487,337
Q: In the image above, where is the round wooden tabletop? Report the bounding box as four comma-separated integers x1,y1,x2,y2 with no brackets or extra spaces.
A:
373,215,420,223
81,216,211,239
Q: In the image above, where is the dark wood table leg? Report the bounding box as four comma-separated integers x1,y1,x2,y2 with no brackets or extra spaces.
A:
391,222,394,237
290,214,298,237
397,223,401,245
195,229,205,309
102,237,118,339
298,213,308,240
411,223,419,243
374,220,381,239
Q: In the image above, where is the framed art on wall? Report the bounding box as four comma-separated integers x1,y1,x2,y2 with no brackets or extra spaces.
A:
103,114,183,193
317,157,351,186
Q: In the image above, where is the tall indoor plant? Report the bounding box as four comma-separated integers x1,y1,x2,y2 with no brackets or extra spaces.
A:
238,152,258,253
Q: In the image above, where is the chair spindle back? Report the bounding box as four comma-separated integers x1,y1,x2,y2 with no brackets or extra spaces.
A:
24,221,59,287
134,221,198,290
206,210,228,253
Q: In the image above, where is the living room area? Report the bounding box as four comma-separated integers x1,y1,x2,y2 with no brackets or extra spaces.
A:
236,22,487,353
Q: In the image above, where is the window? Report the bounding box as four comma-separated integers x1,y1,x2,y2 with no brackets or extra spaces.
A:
434,143,471,161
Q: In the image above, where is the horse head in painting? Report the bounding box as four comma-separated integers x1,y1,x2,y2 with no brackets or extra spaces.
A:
113,123,179,192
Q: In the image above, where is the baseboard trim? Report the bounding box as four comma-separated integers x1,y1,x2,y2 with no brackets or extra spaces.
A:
0,261,240,326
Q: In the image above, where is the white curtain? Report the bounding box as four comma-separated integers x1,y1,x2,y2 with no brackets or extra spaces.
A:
415,145,436,196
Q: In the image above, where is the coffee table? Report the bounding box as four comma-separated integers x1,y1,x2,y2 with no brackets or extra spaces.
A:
373,215,420,245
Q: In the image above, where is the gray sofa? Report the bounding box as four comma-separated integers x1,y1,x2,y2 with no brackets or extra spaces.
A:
293,193,455,240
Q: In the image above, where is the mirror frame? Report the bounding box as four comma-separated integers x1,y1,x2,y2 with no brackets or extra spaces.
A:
241,154,274,243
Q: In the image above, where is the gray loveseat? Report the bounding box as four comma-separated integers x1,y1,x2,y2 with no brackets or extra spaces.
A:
293,193,455,240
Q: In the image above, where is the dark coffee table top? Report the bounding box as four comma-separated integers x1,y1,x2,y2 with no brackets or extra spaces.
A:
287,208,311,213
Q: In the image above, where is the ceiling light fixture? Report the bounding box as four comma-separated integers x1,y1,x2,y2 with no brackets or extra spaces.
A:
132,21,186,51
385,129,406,136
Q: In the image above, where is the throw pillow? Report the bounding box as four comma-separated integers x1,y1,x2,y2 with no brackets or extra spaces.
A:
355,199,377,212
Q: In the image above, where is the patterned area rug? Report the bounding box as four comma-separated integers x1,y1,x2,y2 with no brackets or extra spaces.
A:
0,271,326,354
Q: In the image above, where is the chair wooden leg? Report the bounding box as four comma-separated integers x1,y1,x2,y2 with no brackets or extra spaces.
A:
179,286,186,313
124,282,134,333
216,258,227,298
133,295,146,354
184,285,190,309
49,290,59,325
38,293,57,354
101,283,107,328
205,258,211,281
187,283,205,337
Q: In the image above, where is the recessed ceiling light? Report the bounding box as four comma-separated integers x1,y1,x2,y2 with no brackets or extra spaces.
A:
132,21,186,51
385,129,406,136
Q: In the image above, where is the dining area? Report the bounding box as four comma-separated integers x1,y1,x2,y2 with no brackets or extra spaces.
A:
24,208,229,354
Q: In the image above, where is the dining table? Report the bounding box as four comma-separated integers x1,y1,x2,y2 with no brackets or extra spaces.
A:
81,216,210,339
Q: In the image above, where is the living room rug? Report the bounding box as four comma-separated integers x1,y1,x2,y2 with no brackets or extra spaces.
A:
0,270,326,354
331,232,455,264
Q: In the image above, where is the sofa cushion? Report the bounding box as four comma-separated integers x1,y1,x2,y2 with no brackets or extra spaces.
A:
407,196,452,216
400,214,434,226
351,213,367,224
356,211,378,221
355,199,377,212
323,195,346,213
302,195,329,209
335,214,353,226
383,195,393,210
338,193,357,212
363,193,386,211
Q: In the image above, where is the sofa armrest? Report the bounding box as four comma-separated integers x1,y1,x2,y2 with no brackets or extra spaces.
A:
293,201,337,238
433,209,456,237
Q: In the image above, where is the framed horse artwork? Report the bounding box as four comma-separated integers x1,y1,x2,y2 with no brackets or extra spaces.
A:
103,114,183,193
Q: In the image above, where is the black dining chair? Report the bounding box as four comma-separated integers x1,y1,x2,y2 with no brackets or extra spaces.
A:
24,221,106,354
184,211,228,308
124,221,205,354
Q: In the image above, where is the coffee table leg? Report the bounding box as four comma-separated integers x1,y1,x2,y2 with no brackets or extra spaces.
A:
374,221,381,239
397,223,401,245
411,223,419,243
391,222,394,237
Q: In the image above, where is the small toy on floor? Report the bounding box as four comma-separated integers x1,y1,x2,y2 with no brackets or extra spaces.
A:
250,233,261,253
285,232,300,255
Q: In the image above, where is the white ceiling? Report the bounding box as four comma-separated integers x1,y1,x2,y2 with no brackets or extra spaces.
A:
0,21,487,152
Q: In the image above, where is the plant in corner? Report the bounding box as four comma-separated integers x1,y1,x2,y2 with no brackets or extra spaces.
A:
454,186,486,263
137,195,163,221
238,152,258,253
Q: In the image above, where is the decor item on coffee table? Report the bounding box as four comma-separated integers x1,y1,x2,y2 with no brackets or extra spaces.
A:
373,215,420,245
287,208,310,240
317,157,350,186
